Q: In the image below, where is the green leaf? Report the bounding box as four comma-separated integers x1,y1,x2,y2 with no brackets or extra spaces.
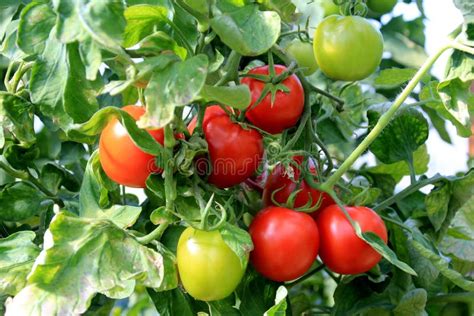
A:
208,297,240,315
64,43,100,123
79,152,141,229
369,108,429,164
102,54,178,96
440,171,474,274
5,212,178,316
393,288,428,316
0,182,46,222
68,106,164,156
368,143,430,183
374,68,419,89
3,143,40,170
259,0,296,23
361,231,417,276
420,80,472,138
346,185,382,206
30,33,99,129
17,2,56,55
123,5,169,47
211,5,281,56
40,163,81,194
264,286,288,316
236,269,279,316
381,17,428,68
410,238,474,291
0,20,26,61
0,231,40,296
219,223,253,268
0,0,19,41
0,92,36,146
421,105,452,144
147,288,194,316
140,54,208,128
79,37,102,81
54,0,126,54
199,85,251,110
132,31,187,60
425,180,452,231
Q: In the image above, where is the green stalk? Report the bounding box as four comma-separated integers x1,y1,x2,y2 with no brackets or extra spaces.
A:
320,44,451,191
137,125,175,244
10,62,33,93
215,50,242,86
136,222,170,244
373,174,445,212
286,264,326,288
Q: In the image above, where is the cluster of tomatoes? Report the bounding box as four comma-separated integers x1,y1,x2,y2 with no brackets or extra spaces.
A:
98,6,392,302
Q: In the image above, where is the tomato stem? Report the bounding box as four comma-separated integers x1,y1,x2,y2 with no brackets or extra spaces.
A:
136,222,170,244
286,263,326,288
215,50,242,86
10,62,33,93
320,43,451,191
373,174,445,212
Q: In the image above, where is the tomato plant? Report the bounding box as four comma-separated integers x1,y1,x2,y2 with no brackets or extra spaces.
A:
262,156,334,215
176,227,245,301
99,105,164,188
316,205,388,274
0,0,473,315
249,206,319,281
241,65,305,134
313,15,384,81
189,105,264,188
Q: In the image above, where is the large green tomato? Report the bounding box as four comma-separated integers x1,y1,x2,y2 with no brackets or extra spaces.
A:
313,15,383,81
285,40,318,76
320,0,339,17
176,227,245,301
367,0,397,14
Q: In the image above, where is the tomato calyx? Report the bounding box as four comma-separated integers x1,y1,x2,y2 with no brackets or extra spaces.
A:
187,192,229,232
240,61,299,113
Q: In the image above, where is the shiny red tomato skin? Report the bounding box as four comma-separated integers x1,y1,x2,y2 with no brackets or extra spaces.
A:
242,65,304,134
249,206,319,281
317,205,388,275
263,156,334,217
189,106,264,188
99,105,164,188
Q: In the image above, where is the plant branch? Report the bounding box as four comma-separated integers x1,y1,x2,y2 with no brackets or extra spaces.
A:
10,62,33,93
373,174,445,212
320,44,451,190
136,222,170,244
287,264,326,288
215,50,242,86
0,160,64,207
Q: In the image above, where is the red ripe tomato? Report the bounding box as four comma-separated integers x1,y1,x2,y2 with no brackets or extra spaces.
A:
249,206,319,281
263,156,334,216
189,106,264,188
99,105,164,188
316,205,388,274
241,65,304,134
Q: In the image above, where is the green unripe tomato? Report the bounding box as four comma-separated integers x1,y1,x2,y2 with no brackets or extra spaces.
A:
320,0,340,17
176,227,245,301
367,0,397,14
285,40,319,76
313,15,383,81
